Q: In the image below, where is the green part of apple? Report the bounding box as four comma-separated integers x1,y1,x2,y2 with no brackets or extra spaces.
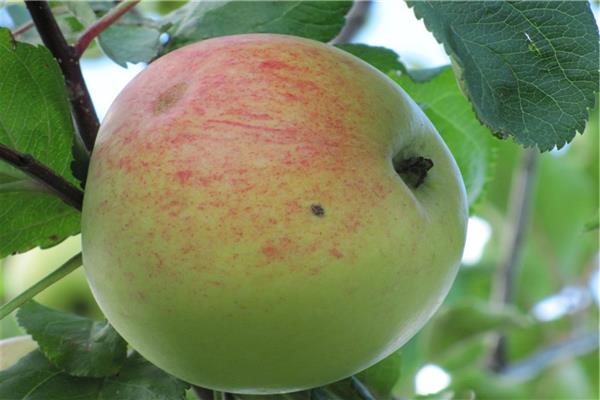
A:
3,236,102,319
81,34,468,394
0,335,37,370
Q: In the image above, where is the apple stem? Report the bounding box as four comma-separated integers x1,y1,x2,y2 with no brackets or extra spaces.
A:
0,253,82,320
393,156,434,188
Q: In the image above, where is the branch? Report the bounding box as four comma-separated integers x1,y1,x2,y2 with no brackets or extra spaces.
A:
489,148,539,371
11,21,35,38
351,376,376,400
0,253,82,320
331,0,373,44
500,331,599,382
73,0,141,58
25,0,99,153
0,143,84,211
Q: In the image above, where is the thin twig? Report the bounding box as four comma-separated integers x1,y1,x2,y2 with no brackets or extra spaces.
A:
331,1,373,44
0,143,84,211
351,376,376,400
489,148,538,371
499,331,599,382
25,0,99,153
0,253,82,320
11,20,35,37
73,0,141,58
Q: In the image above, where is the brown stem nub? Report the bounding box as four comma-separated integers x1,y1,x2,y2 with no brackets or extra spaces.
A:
0,143,84,211
393,156,434,188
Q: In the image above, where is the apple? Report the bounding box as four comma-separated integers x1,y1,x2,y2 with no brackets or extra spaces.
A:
0,335,37,370
81,34,468,393
4,236,103,319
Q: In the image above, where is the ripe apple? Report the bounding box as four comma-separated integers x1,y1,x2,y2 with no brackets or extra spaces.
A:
81,34,468,394
4,236,102,319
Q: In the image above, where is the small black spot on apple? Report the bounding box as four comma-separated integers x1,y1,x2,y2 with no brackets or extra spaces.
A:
310,204,325,217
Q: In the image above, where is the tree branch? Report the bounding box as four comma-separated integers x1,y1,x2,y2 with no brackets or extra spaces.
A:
25,0,99,153
73,0,141,58
499,331,599,382
0,143,84,211
489,148,539,371
331,1,373,44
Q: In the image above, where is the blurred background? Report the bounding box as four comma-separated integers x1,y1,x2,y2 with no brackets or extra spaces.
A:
0,1,598,398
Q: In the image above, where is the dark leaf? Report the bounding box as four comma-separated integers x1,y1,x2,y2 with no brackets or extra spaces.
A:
336,44,406,74
409,1,599,151
0,29,80,258
16,301,126,378
0,350,189,400
99,24,163,67
164,1,353,52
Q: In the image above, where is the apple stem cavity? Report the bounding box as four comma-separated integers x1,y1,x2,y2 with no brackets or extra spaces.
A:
393,156,434,189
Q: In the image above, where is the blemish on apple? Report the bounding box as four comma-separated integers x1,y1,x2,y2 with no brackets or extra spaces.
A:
153,82,186,114
310,204,325,217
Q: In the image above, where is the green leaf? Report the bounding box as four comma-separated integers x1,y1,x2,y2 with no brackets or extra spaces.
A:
0,350,189,400
16,301,127,378
164,1,353,52
0,29,80,258
355,351,402,399
64,1,97,26
100,352,189,399
408,1,599,151
99,24,163,67
336,44,406,74
63,2,166,66
0,169,47,195
392,67,496,206
424,300,530,360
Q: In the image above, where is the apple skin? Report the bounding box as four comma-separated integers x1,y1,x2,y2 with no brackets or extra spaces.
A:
81,34,468,393
4,236,103,319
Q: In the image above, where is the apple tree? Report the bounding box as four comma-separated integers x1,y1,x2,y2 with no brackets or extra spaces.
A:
0,1,598,399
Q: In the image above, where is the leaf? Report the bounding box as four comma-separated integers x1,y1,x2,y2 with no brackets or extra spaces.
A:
336,44,406,74
16,301,127,378
424,300,530,360
392,67,496,205
100,352,189,399
99,24,163,67
64,1,97,26
0,350,189,400
0,29,80,258
164,1,353,52
355,351,402,399
0,168,47,194
408,1,599,151
63,2,166,66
